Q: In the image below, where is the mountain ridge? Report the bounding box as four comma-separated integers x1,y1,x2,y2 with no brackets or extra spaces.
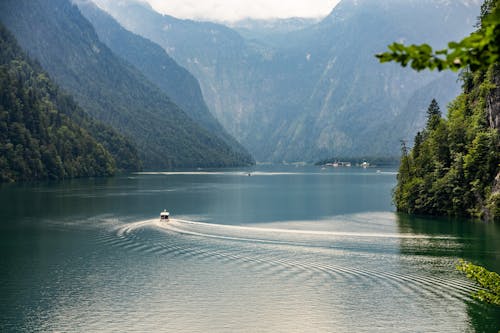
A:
0,0,254,169
75,0,253,162
93,0,479,162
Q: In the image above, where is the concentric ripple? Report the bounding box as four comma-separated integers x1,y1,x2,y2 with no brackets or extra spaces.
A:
94,217,481,305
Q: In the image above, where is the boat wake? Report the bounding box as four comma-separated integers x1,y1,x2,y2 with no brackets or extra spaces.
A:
97,217,479,304
165,218,456,240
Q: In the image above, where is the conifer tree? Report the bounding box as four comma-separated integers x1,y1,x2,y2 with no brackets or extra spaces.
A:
378,0,500,315
426,99,441,130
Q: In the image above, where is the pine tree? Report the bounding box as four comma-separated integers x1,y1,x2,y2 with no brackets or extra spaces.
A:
426,99,441,130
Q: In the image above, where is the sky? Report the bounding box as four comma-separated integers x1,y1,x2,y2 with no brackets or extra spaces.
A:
142,0,342,22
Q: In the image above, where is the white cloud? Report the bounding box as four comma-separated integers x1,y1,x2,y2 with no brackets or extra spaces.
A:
143,0,341,22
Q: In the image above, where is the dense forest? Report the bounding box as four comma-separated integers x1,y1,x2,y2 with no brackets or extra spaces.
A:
0,24,141,182
393,68,499,220
394,71,499,221
391,0,500,222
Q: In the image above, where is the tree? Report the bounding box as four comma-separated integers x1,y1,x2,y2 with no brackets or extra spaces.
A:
379,0,499,220
413,131,423,159
377,0,500,313
426,99,441,130
376,0,500,72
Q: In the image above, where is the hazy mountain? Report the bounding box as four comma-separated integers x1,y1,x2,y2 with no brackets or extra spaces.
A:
81,0,481,162
91,0,263,140
258,0,479,161
0,0,254,169
75,0,252,161
227,17,321,42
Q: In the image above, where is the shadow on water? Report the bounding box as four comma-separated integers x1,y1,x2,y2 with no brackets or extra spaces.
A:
396,213,500,332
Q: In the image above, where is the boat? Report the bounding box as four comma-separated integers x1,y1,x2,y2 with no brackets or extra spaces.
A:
160,209,170,221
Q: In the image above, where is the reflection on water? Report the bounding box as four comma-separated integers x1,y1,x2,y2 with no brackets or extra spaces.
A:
0,167,499,332
396,214,500,333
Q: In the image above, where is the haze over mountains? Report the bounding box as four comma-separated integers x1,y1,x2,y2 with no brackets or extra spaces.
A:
75,0,252,162
0,0,254,170
93,0,481,162
0,0,483,176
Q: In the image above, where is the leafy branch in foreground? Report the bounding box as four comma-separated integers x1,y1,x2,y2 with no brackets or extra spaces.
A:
376,2,500,71
457,260,500,306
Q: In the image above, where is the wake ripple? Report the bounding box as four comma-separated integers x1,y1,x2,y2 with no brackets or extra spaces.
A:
94,218,479,304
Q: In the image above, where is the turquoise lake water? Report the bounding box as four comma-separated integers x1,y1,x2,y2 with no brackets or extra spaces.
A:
1,166,499,332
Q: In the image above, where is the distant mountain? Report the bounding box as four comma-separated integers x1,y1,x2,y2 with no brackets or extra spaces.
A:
0,0,254,169
91,0,261,141
227,17,320,42
0,23,132,181
75,0,252,161
91,0,481,162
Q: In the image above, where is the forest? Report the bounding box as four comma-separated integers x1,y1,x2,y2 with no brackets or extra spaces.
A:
390,0,500,221
0,24,141,182
0,0,255,170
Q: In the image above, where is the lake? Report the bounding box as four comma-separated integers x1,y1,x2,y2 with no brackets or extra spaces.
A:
1,166,499,332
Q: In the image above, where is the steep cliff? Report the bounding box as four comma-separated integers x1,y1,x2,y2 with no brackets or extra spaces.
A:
94,0,479,162
76,0,253,163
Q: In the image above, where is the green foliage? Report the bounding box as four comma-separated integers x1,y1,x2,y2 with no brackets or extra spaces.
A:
389,0,500,221
376,0,500,71
457,260,500,306
426,99,442,130
0,23,140,182
394,66,500,220
393,67,500,220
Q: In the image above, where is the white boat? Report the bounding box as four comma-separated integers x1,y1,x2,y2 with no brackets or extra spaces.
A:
160,209,170,221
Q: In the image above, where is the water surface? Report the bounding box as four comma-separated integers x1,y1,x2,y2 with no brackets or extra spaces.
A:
1,166,499,332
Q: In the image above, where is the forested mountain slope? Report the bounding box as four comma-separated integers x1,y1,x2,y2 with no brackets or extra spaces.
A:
0,24,131,181
0,0,254,169
76,0,253,161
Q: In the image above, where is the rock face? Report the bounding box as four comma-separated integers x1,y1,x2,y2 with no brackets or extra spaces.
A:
487,67,500,130
488,68,500,219
486,67,500,216
76,0,252,161
93,0,480,162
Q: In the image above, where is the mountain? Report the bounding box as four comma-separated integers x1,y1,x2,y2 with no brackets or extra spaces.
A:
0,23,121,181
0,0,254,169
75,0,252,161
93,0,481,162
227,17,321,42
90,0,265,147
